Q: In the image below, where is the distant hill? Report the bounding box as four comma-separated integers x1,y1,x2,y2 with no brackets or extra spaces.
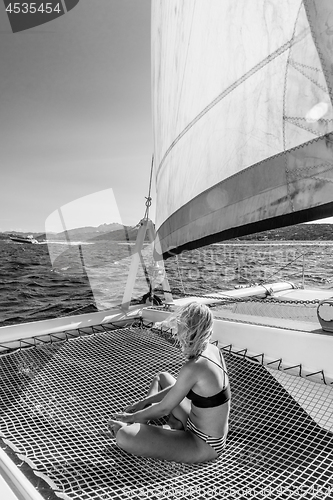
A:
237,224,333,241
90,226,147,242
0,223,127,242
1,223,333,243
62,223,124,236
50,223,125,242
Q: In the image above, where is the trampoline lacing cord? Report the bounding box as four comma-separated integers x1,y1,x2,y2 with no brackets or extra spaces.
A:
153,286,321,305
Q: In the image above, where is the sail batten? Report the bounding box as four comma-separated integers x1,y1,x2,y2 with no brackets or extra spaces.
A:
152,0,333,257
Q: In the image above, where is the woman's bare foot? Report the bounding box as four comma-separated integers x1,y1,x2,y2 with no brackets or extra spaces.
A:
108,419,128,438
168,414,185,430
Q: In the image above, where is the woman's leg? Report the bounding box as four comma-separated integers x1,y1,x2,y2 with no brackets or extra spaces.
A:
146,371,175,397
112,421,218,463
147,372,190,429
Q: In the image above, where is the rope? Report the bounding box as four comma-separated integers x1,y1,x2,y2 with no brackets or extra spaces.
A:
153,286,321,305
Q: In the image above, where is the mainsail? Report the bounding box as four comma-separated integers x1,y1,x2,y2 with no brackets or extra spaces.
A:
152,0,333,258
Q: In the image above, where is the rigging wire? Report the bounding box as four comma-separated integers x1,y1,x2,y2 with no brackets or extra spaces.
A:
196,243,327,287
176,254,186,295
256,247,323,285
170,242,332,298
140,154,164,304
144,155,154,220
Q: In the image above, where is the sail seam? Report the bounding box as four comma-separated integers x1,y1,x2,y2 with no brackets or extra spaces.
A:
285,117,333,124
282,1,305,214
175,2,197,134
284,116,333,136
287,161,333,179
310,176,333,184
303,0,333,100
157,29,310,176
289,59,321,73
288,59,329,94
285,117,322,136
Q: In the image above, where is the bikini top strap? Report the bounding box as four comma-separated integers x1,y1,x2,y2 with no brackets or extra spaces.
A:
219,349,228,388
199,351,228,388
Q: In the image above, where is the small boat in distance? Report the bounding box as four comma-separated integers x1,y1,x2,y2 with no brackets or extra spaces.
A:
9,234,39,244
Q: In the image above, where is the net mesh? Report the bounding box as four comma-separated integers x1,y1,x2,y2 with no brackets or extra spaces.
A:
212,299,320,327
0,325,332,500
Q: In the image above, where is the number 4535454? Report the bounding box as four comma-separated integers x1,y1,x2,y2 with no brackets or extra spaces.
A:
6,3,61,14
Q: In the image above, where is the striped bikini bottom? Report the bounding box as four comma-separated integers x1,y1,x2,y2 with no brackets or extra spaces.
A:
186,417,226,456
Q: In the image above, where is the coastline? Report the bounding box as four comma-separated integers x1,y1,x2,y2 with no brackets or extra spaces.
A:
1,223,333,243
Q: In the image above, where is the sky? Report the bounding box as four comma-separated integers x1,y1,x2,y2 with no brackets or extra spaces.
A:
1,1,333,233
0,0,153,232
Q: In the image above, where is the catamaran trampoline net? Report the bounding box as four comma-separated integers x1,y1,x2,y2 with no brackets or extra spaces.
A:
0,325,332,500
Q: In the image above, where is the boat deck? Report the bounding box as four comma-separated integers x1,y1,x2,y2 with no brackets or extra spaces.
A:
0,325,332,500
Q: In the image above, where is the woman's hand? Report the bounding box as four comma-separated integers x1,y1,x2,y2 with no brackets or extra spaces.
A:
111,412,135,424
124,401,146,413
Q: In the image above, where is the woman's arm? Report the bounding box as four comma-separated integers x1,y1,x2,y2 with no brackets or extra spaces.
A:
124,385,174,412
113,363,196,424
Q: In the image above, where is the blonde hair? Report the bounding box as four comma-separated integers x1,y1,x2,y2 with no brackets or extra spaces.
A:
175,302,213,360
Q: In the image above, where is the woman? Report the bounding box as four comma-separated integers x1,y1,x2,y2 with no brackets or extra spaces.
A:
108,302,230,463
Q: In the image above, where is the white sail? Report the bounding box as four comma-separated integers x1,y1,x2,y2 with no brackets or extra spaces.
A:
152,0,333,257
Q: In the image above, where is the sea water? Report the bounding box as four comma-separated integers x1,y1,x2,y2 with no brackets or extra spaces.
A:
1,237,333,327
